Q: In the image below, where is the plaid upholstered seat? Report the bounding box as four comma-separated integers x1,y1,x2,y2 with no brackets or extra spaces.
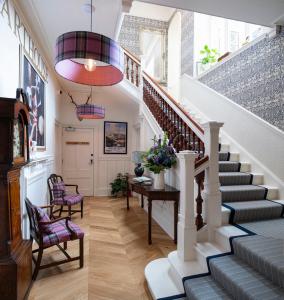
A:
53,194,83,206
42,220,84,248
25,198,84,280
48,174,84,218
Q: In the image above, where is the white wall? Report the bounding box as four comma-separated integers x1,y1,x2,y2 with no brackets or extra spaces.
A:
59,87,140,196
167,11,181,99
0,0,61,237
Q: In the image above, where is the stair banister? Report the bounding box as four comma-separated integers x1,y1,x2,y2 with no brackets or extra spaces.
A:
203,122,223,241
122,48,223,251
176,151,199,261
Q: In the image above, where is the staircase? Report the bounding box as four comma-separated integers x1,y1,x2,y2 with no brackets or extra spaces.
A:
122,48,284,300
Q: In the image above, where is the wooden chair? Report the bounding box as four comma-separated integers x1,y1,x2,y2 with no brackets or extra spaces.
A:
25,198,84,281
47,174,84,218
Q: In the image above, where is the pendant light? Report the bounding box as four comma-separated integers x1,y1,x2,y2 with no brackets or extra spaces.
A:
68,90,105,120
55,0,124,86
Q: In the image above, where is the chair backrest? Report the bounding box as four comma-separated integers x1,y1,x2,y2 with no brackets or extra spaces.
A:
47,174,64,202
25,198,40,241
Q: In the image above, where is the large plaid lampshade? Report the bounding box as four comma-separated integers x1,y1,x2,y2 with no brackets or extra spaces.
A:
76,104,105,120
55,31,124,86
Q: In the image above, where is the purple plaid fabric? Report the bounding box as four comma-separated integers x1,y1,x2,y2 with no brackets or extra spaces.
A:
76,104,105,119
35,207,53,234
42,220,84,248
55,31,124,72
52,182,66,199
53,194,83,206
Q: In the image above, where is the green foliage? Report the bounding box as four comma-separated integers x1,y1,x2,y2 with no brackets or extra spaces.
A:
110,173,128,197
143,133,177,174
200,45,219,65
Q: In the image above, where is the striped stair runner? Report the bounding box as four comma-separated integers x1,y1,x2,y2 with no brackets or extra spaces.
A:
184,235,284,299
219,151,283,224
180,150,284,300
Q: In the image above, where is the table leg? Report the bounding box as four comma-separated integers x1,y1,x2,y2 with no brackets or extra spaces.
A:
174,200,178,244
141,195,144,208
126,184,130,210
148,199,152,245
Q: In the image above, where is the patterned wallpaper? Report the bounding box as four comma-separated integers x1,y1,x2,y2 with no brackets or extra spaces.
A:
118,15,168,57
199,31,284,132
180,10,195,76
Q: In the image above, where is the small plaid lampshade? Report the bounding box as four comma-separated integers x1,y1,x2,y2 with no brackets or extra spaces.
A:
76,104,105,120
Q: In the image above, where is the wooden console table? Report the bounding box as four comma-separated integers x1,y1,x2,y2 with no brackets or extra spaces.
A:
126,177,180,245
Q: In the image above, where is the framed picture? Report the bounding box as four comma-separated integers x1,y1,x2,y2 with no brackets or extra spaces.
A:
104,121,128,154
22,55,46,150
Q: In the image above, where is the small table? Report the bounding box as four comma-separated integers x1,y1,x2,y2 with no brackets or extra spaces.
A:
126,177,180,245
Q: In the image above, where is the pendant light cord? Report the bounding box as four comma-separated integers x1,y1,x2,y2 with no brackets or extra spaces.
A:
90,0,93,32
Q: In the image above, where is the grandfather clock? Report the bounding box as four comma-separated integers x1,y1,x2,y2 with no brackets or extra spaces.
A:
0,95,32,299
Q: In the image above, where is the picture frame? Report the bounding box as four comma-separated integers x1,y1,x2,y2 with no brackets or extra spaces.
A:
104,121,128,154
22,54,46,151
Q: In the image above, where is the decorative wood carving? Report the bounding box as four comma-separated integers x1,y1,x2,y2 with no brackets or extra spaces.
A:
0,97,32,300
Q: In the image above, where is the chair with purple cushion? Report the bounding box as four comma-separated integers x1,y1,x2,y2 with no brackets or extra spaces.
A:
25,198,84,280
47,174,84,218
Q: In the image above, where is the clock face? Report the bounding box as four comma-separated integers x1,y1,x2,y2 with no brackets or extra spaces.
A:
13,117,24,159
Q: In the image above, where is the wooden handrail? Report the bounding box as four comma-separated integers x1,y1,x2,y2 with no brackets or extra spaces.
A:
143,71,204,134
123,47,141,66
195,155,209,170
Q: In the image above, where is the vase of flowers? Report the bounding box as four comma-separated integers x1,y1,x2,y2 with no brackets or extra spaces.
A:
143,133,177,189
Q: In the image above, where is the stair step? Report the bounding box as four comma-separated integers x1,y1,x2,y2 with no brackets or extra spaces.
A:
219,172,252,186
219,161,240,172
219,143,230,152
223,200,283,223
220,185,267,202
195,242,225,269
259,185,278,200
184,275,232,300
232,235,284,288
210,255,284,299
145,258,184,300
219,152,230,161
215,225,248,252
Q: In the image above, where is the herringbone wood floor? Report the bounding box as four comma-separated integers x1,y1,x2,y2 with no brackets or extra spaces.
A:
28,197,176,300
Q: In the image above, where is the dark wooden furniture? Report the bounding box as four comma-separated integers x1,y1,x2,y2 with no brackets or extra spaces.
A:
25,198,84,281
126,177,180,245
0,97,32,299
47,174,84,218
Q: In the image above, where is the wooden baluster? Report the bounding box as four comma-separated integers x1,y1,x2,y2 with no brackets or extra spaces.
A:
126,55,130,80
193,132,196,151
198,138,201,155
195,171,205,230
135,64,139,87
131,60,134,84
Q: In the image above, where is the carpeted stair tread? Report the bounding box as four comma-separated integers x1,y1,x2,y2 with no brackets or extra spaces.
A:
209,255,284,299
220,185,267,202
240,218,284,241
223,200,283,223
184,275,232,300
219,161,241,172
219,152,230,161
232,235,284,288
219,172,252,186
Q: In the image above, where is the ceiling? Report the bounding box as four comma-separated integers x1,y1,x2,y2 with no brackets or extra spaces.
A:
17,0,125,92
129,1,175,21
138,0,284,27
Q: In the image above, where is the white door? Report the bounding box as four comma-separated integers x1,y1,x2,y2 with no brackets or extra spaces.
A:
62,128,94,196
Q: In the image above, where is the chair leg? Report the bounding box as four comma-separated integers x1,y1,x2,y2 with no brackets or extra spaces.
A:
32,247,43,281
68,205,71,219
63,241,67,250
79,238,84,268
59,205,63,217
81,200,84,218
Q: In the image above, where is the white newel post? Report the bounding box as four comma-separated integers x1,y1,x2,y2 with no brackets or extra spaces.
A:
176,150,199,261
203,122,223,241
